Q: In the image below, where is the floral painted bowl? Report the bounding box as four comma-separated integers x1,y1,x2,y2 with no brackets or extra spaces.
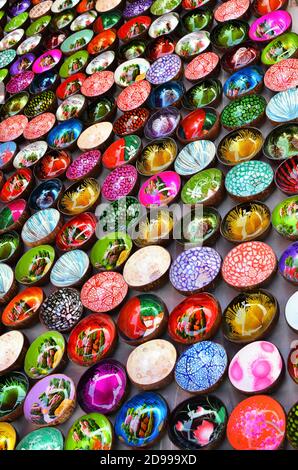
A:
0,142,17,171
15,244,55,286
71,9,98,31
77,122,113,152
210,20,249,50
56,72,86,100
221,201,271,243
66,150,101,182
44,31,67,50
114,58,150,87
56,94,86,121
23,113,56,141
58,178,100,216
214,0,250,22
81,272,128,312
0,231,21,264
264,58,298,92
263,123,298,161
50,249,90,287
175,207,221,247
0,115,28,143
0,371,29,421
65,411,113,450
0,199,29,235
261,32,298,66
28,178,64,211
222,241,277,290
279,242,298,284
225,160,274,202
174,140,215,177
90,232,132,271
115,392,168,448
275,155,298,195
144,107,180,140
24,374,76,426
29,70,59,94
86,51,116,74
34,149,71,180
149,12,179,38
272,195,298,240
93,10,121,33
32,49,62,75
116,80,151,113
129,208,174,248
77,359,127,415
221,94,266,130
223,66,264,100
1,286,43,329
68,314,117,366
61,29,94,56
168,293,221,344
170,246,222,295
47,119,83,150
146,54,182,85
113,108,150,137
0,92,29,119
252,0,287,16
40,287,83,332
145,35,176,61
221,41,261,74
102,165,139,201
87,29,118,55
24,331,66,380
181,168,224,206
24,90,56,118
56,212,97,251
265,88,298,125
51,0,80,13
119,41,146,62
59,50,89,79
148,81,185,109
137,138,177,176
102,135,142,170
223,290,278,343
150,0,182,15
183,79,222,109
181,9,213,34
97,196,143,233
21,208,62,247
123,245,171,291
117,15,151,43
0,264,17,305
177,108,220,143
29,1,53,19
0,168,33,203
217,127,264,166
82,97,116,126
249,10,291,43
16,34,42,56
175,31,211,62
139,171,181,208
13,141,48,169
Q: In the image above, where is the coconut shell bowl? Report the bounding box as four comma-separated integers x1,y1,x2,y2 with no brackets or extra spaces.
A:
225,161,274,202
148,81,185,109
175,207,221,247
279,242,298,285
0,264,17,305
136,138,178,177
129,208,174,248
55,212,97,251
21,209,63,248
177,108,220,143
275,155,298,195
1,287,44,329
217,128,264,166
272,196,298,240
175,140,216,177
0,199,29,235
50,250,91,288
90,232,132,271
144,107,180,140
15,245,55,286
0,231,21,264
28,179,64,211
181,168,225,207
58,178,101,216
0,371,29,422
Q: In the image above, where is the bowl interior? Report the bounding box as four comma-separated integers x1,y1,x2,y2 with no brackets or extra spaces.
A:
34,150,71,180
28,179,63,210
175,140,215,176
0,231,20,261
181,168,223,204
184,79,222,109
15,244,55,284
177,207,221,245
217,128,264,165
56,212,97,250
275,155,298,195
2,286,43,326
24,331,65,379
263,123,298,161
137,138,177,176
58,178,100,215
22,209,60,244
144,107,180,140
148,81,184,108
50,249,90,287
178,108,218,142
131,209,174,246
90,232,132,270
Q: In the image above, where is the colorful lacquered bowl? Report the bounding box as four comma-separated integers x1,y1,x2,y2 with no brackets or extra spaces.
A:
102,165,138,201
6,71,35,95
210,20,249,49
21,208,62,247
146,54,182,85
117,293,168,345
24,90,56,118
249,10,291,43
68,313,117,366
223,66,264,100
0,142,17,170
225,160,274,202
56,212,97,251
117,80,151,113
61,29,94,56
221,201,271,243
82,97,116,126
214,0,250,22
0,199,29,235
58,178,100,216
183,78,222,109
77,122,113,151
148,81,185,109
150,0,182,15
32,49,62,74
0,371,29,422
65,412,113,450
279,242,298,284
138,171,181,208
0,168,33,203
40,287,83,332
222,241,277,290
137,138,177,176
170,246,222,295
123,245,171,291
113,108,149,137
0,115,28,142
15,244,55,286
144,107,180,140
175,207,221,247
223,290,279,343
24,331,66,380
0,330,28,374
119,40,146,61
286,403,298,449
261,32,298,66
0,231,21,264
285,291,298,333
86,51,116,74
264,58,298,92
148,12,179,38
47,119,83,150
181,168,224,206
221,41,261,73
145,35,176,61
287,341,298,383
177,108,220,143
175,31,211,61
263,123,298,161
266,88,298,125
56,72,86,100
50,250,90,287
114,58,150,87
59,50,89,79
129,208,174,248
275,155,298,195
66,150,101,182
181,9,213,34
13,141,48,169
175,340,228,393
252,0,287,16
30,70,59,94
77,359,127,414
272,196,298,240
117,15,151,43
1,92,29,119
98,196,143,233
1,287,44,329
221,94,266,130
115,392,168,448
56,94,86,122
81,272,128,313
102,135,142,170
16,427,64,450
168,293,221,344
174,140,215,177
217,127,264,166
90,232,132,271
34,149,71,180
24,374,76,426
28,179,63,211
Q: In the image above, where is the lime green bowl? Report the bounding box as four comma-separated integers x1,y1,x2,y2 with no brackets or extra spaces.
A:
90,232,132,271
15,244,55,286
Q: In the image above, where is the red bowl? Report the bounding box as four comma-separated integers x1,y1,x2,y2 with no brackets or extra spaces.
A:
116,80,151,112
56,212,97,251
117,15,151,43
81,70,114,98
56,72,86,100
87,29,117,55
0,168,33,203
113,108,150,137
81,272,128,313
34,150,71,180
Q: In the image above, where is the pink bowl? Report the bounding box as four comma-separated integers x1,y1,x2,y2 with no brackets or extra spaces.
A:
32,49,63,74
138,170,181,208
249,10,292,42
102,165,138,202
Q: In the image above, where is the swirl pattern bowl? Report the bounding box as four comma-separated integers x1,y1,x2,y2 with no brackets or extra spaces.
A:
174,140,216,177
21,208,62,247
275,155,298,195
50,249,90,287
266,88,298,125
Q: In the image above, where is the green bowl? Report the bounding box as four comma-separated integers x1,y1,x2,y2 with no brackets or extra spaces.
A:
24,331,66,380
0,371,29,421
272,196,298,240
90,232,132,271
59,50,89,78
0,231,20,263
181,168,224,206
0,92,29,119
16,428,64,450
15,244,55,286
261,32,298,66
25,15,51,37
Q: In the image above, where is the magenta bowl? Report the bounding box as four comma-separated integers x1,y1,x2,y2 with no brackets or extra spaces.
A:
102,165,139,202
138,170,181,208
66,150,101,182
249,11,292,42
32,49,63,74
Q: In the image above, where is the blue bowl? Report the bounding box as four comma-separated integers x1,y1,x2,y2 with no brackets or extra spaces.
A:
29,70,59,94
223,65,264,100
148,81,185,109
47,119,83,150
28,179,64,211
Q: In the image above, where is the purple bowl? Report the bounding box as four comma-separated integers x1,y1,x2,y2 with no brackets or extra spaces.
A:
144,107,181,139
6,71,34,94
123,0,153,18
170,246,222,295
77,359,127,414
279,242,298,284
8,0,31,16
102,164,138,201
146,54,182,85
10,53,35,76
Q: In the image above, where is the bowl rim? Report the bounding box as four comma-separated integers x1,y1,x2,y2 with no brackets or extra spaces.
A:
136,136,178,177
275,154,298,194
175,206,221,246
217,126,264,166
